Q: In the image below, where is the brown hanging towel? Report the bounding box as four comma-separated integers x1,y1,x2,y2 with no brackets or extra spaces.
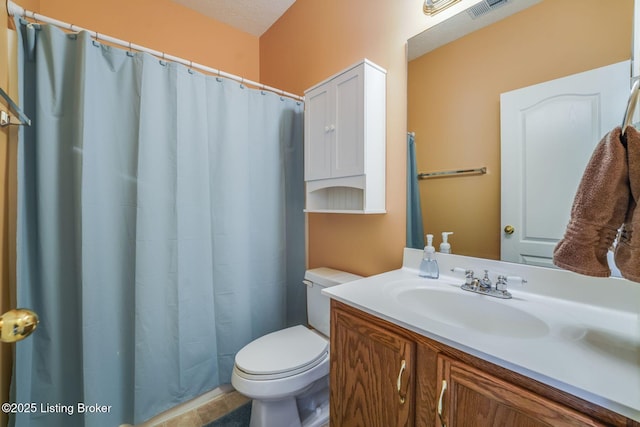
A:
614,125,640,282
553,126,633,277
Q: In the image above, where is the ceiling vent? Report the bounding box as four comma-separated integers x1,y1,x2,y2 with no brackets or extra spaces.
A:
467,0,510,19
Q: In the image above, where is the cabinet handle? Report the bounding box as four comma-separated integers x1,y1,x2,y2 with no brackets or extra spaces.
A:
396,359,406,404
437,379,447,427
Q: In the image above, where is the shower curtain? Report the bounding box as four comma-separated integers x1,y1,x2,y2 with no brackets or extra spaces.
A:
406,132,425,249
12,21,305,427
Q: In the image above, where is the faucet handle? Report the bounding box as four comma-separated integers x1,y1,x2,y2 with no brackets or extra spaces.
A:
506,276,527,285
480,270,492,289
450,267,474,285
496,275,508,291
496,275,527,292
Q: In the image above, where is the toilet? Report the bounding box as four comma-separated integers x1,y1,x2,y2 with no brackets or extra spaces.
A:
231,267,362,427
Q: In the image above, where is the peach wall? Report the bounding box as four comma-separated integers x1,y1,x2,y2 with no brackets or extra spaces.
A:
408,0,632,260
260,0,430,277
11,0,260,81
260,0,633,275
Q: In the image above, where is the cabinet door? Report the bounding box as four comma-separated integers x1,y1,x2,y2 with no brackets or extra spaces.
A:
333,66,364,178
330,305,415,427
437,356,606,427
305,84,333,180
415,342,440,427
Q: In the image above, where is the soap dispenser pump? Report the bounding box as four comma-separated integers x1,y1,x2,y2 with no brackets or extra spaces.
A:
419,234,439,279
440,232,454,254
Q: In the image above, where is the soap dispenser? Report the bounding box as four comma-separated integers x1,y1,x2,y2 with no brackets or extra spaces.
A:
419,234,439,279
440,232,454,254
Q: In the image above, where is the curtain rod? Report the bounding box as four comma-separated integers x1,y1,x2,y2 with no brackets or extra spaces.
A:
6,0,304,102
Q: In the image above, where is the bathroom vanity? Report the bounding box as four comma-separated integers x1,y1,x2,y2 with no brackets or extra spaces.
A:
323,249,640,426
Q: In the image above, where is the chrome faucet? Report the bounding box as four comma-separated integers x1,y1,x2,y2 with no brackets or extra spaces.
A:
479,270,492,290
451,268,526,299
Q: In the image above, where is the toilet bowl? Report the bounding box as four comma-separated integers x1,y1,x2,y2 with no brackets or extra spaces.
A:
232,325,330,427
230,268,362,427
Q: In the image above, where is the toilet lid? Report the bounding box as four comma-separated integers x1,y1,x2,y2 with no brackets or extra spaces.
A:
235,325,328,376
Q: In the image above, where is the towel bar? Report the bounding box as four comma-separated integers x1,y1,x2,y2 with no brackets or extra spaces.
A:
418,167,487,180
0,87,31,127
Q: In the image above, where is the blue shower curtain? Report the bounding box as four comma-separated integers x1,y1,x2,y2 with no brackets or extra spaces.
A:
406,132,425,249
13,21,305,427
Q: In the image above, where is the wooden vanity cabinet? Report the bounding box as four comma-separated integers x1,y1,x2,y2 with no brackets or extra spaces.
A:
330,300,638,427
435,355,605,427
330,301,415,427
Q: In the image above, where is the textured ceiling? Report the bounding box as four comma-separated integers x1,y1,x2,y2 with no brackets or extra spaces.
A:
172,0,297,36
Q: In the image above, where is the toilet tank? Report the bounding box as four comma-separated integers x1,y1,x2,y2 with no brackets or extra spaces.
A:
303,267,363,337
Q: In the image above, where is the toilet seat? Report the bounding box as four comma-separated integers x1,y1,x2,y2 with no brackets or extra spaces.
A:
234,325,328,381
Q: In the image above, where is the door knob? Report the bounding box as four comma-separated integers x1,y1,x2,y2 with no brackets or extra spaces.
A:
503,225,515,235
0,309,39,343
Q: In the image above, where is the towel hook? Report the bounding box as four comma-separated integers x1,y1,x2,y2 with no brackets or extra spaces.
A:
622,79,640,136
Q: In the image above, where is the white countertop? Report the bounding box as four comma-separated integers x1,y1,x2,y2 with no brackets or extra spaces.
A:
323,249,640,421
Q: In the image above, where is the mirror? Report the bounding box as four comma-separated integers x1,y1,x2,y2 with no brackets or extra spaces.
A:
407,0,633,263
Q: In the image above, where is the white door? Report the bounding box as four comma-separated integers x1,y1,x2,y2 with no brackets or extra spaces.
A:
500,60,630,267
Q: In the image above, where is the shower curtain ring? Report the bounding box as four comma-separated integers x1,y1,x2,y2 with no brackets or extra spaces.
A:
126,41,135,57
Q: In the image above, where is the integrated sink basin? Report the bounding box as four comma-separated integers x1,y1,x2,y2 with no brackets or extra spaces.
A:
386,279,550,338
322,250,640,421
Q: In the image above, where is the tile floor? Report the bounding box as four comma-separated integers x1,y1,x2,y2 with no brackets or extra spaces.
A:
157,391,249,427
147,390,330,427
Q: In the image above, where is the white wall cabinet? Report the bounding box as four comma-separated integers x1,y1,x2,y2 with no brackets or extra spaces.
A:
304,59,386,214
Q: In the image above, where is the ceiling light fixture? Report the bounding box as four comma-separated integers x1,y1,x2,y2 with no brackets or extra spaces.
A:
423,0,462,16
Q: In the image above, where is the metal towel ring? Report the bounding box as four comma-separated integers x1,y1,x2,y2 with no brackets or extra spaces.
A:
622,79,640,136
